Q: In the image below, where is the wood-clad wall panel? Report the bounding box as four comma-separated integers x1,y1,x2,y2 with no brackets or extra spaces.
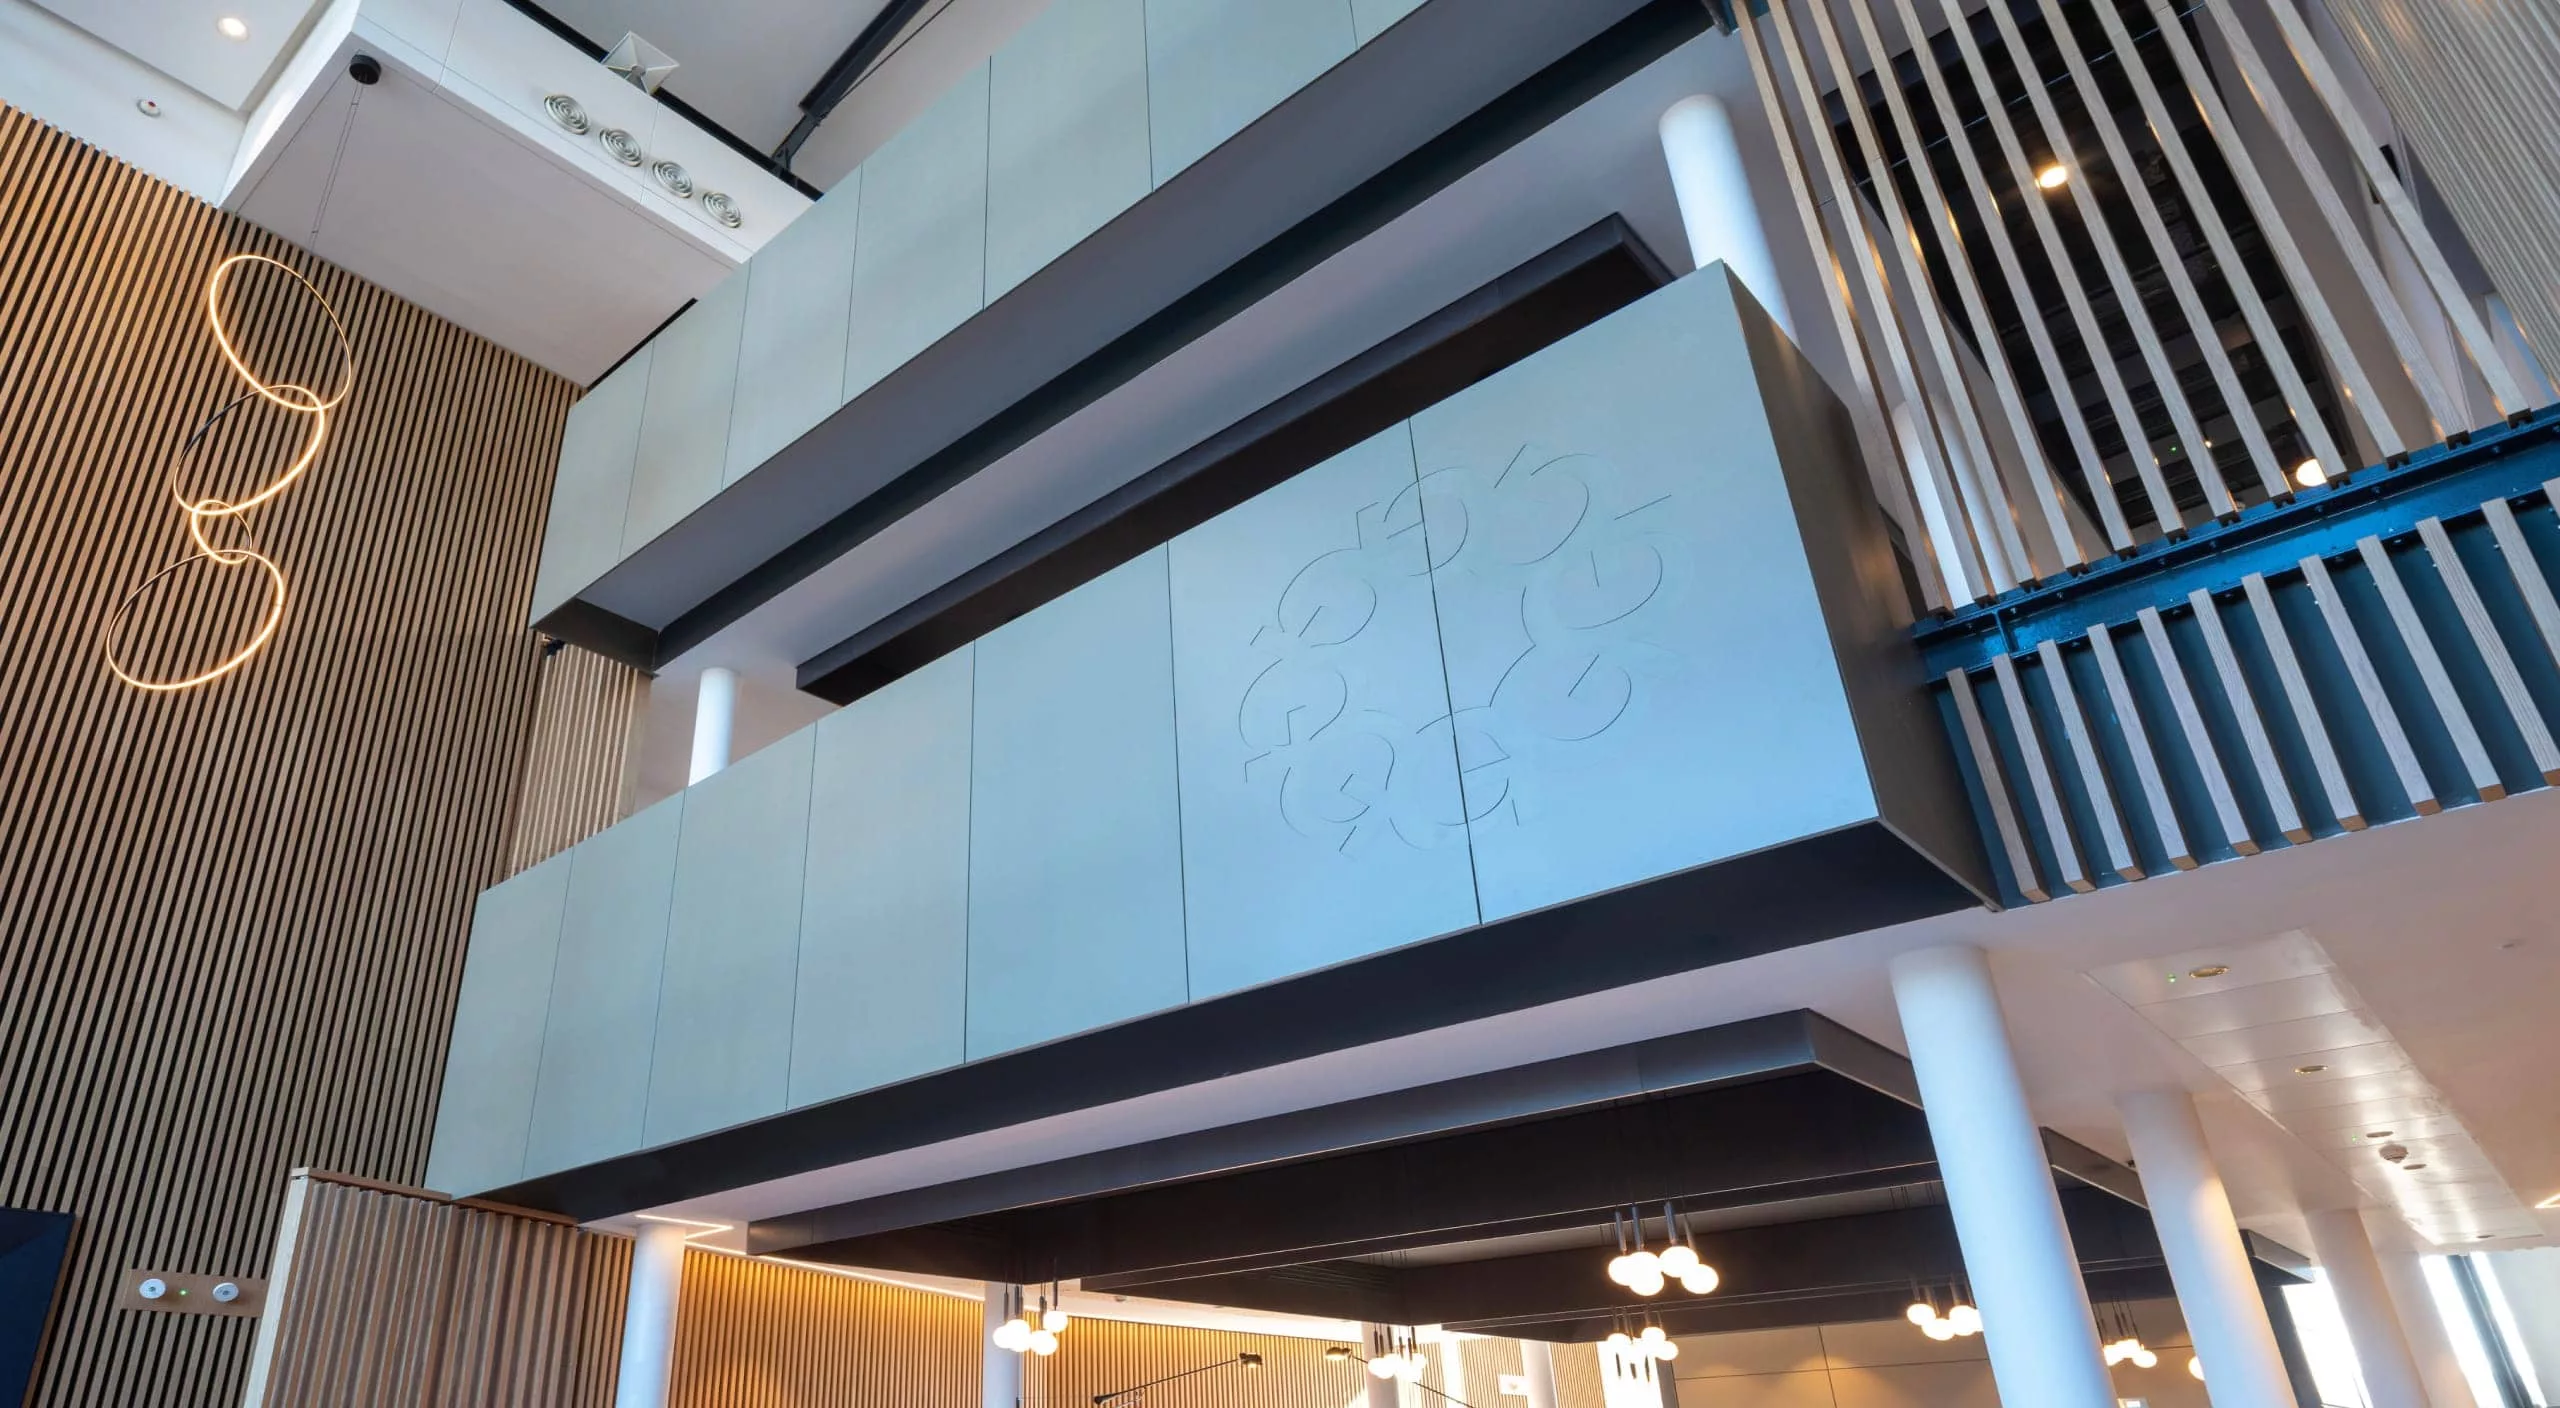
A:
667,1249,980,1408
1021,1316,1361,1408
252,1176,1421,1408
245,1174,626,1406
506,643,649,874
0,106,574,1407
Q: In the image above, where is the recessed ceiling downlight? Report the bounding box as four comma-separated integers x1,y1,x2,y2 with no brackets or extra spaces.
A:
2294,1064,2328,1075
217,15,249,39
2188,964,2230,979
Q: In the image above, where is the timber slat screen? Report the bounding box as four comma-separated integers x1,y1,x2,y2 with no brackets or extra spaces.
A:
0,105,574,1407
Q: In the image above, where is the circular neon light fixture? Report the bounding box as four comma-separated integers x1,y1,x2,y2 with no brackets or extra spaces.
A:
106,253,353,692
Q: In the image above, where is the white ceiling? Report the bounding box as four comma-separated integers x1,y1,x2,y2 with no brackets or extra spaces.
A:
636,787,2560,1274
229,49,735,380
534,0,896,151
2091,932,2540,1246
33,0,327,108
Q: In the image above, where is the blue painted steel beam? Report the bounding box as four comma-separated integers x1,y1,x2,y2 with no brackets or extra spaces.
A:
1916,411,2560,678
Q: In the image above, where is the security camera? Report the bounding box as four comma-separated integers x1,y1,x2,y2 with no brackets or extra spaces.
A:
349,54,382,85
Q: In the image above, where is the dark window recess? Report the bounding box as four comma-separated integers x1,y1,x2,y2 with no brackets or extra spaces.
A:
796,215,1673,704
0,1208,72,1406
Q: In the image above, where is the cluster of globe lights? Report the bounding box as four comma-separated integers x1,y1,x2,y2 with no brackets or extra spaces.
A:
990,1299,1070,1357
1603,1239,1719,1297
1904,1299,1982,1341
1602,1325,1681,1363
1364,1348,1428,1381
2101,1334,2159,1369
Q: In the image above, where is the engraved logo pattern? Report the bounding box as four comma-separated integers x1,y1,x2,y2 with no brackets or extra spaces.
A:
1240,444,1676,853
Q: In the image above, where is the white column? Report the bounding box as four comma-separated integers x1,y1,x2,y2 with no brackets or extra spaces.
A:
1519,1340,1560,1408
613,1222,686,1408
1657,94,1793,338
984,1285,1022,1408
1888,945,2114,1408
687,666,736,785
2118,1089,2296,1408
1363,1325,1399,1408
2305,1207,2433,1408
2376,1237,2483,1408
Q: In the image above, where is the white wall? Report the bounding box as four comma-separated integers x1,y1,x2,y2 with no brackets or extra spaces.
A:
0,0,244,198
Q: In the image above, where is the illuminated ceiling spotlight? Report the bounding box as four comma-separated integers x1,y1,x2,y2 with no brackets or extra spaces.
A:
2036,163,2070,190
2537,1191,2560,1210
217,15,249,38
106,252,352,692
2189,1355,2206,1381
2294,458,2329,487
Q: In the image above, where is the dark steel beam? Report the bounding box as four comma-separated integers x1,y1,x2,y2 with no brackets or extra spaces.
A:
772,0,942,168
1094,1190,2188,1335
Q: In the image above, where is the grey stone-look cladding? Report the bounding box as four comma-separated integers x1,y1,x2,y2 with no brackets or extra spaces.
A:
429,270,1986,1196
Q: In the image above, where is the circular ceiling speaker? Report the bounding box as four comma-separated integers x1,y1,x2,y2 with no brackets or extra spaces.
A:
651,159,695,198
701,191,743,229
597,127,644,166
542,93,589,135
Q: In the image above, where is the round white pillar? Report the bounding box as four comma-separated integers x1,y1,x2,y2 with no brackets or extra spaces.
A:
1363,1325,1400,1408
2118,1089,2296,1408
688,666,737,785
1519,1340,1560,1408
1888,945,2114,1408
2375,1235,2483,1408
1657,94,1793,338
2304,1207,2433,1408
613,1222,686,1408
983,1284,1022,1408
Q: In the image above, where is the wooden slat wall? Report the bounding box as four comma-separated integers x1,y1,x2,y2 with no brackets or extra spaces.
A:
1019,1315,1358,1408
505,643,649,874
0,106,574,1407
251,1175,1432,1408
244,1174,627,1406
2320,0,2560,373
665,1250,980,1408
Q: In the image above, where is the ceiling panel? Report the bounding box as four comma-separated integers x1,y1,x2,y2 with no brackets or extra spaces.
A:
2089,932,2539,1249
34,0,323,108
530,0,896,149
2213,1043,2415,1094
2134,971,2357,1040
2177,1010,2393,1068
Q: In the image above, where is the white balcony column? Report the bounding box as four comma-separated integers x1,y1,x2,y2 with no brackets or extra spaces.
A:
2304,1207,2435,1408
612,1221,686,1408
2376,1235,2484,1408
1518,1339,1561,1408
984,1285,1022,1408
2118,1089,2296,1407
1888,944,2114,1408
687,666,737,784
1657,94,1793,338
